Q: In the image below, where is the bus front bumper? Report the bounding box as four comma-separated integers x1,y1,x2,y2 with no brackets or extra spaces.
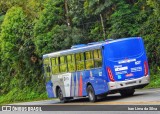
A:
108,75,150,90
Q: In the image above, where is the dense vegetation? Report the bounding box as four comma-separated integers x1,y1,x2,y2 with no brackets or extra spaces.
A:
0,0,160,104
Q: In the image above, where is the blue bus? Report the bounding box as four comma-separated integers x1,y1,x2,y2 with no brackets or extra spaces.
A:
43,37,150,102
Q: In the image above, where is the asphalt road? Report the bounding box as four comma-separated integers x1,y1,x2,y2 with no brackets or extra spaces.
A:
4,88,160,113
10,88,160,105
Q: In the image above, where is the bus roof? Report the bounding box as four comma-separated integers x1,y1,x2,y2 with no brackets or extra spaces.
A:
43,37,142,59
43,42,104,59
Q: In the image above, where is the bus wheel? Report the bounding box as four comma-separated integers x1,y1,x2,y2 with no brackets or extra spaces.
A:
57,88,67,103
120,89,135,97
87,85,97,102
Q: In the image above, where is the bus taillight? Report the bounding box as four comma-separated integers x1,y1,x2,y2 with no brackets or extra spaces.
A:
106,67,114,82
144,61,148,76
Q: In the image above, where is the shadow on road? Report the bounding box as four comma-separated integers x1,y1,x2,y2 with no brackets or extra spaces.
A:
53,92,149,104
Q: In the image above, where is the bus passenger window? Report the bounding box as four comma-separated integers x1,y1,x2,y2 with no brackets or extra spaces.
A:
85,51,94,69
46,65,51,72
94,49,102,68
60,56,67,73
67,54,75,72
76,53,85,71
51,58,59,74
98,49,102,59
43,58,51,82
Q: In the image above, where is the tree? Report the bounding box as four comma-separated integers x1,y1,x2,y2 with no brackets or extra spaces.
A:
64,0,71,26
107,0,141,38
84,0,116,40
139,0,160,72
0,5,45,95
0,6,27,93
147,0,160,17
34,0,65,56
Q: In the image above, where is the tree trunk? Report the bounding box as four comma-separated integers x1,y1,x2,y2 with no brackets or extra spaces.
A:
100,13,105,40
64,0,71,27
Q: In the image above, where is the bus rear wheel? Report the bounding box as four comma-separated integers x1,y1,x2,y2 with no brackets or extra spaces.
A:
120,89,135,97
57,88,67,103
87,85,97,102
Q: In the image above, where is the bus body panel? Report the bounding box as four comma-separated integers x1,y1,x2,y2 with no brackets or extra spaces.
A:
103,37,150,90
46,81,54,98
86,68,108,95
43,37,150,99
48,68,109,98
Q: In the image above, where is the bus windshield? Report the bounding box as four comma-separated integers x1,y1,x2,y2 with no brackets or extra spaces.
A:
105,38,143,60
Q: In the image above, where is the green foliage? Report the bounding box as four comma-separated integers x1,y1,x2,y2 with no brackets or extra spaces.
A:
0,87,47,104
147,0,160,17
146,68,160,88
140,14,160,71
0,5,45,103
35,21,85,56
84,0,115,16
0,0,160,104
1,7,25,59
0,6,27,93
34,0,64,56
108,0,140,38
0,0,45,18
68,0,84,25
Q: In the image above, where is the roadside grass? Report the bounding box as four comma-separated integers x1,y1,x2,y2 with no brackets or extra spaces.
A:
0,88,48,105
145,73,160,88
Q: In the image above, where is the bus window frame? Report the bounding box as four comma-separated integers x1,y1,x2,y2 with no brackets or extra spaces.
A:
75,52,85,71
46,48,103,75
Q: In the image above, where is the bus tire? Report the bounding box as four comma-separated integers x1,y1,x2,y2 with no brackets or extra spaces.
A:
87,85,97,102
120,89,135,97
57,88,67,103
